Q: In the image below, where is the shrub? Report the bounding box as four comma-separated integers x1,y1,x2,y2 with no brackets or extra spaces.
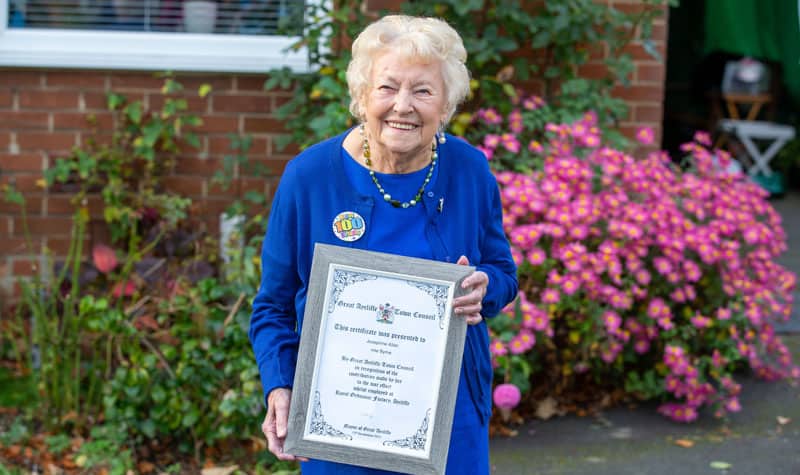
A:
1,76,268,464
483,96,798,421
267,0,673,150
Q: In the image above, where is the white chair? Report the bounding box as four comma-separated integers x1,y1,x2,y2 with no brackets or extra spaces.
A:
716,119,796,177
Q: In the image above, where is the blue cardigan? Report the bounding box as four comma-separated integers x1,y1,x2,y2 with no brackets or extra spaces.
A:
249,131,518,424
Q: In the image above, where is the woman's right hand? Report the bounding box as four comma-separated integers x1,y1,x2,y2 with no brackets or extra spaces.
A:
262,388,308,462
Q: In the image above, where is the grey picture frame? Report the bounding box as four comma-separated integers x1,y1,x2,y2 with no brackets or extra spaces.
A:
284,243,474,475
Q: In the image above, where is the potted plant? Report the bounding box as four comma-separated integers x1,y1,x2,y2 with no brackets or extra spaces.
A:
183,0,218,33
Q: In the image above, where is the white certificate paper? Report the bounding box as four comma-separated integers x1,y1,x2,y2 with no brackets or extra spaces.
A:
304,265,452,458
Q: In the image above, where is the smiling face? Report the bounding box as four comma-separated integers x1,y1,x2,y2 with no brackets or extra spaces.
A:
361,52,448,172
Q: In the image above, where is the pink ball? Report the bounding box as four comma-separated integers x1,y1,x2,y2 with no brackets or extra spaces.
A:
493,383,521,409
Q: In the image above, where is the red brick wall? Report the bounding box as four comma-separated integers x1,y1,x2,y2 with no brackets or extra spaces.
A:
0,71,293,299
609,0,669,150
0,1,669,302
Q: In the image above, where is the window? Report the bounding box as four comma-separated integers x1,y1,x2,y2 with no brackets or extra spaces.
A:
0,0,311,72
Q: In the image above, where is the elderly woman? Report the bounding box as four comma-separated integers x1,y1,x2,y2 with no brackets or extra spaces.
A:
249,15,517,474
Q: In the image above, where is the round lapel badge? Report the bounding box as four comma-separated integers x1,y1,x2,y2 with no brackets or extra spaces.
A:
332,211,366,242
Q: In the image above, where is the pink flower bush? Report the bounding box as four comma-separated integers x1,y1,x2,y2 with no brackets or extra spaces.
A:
477,95,798,422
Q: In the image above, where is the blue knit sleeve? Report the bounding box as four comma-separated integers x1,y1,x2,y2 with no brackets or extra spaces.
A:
249,163,302,405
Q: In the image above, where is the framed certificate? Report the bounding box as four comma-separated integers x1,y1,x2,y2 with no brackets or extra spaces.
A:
284,243,474,475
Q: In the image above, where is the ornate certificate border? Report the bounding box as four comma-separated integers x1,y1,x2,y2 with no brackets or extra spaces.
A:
284,243,473,475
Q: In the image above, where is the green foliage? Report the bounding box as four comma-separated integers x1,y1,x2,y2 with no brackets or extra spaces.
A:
267,0,675,150
103,278,263,456
0,369,35,408
0,463,23,475
266,2,369,150
75,424,134,475
44,433,72,455
772,130,800,189
44,74,196,243
0,417,29,447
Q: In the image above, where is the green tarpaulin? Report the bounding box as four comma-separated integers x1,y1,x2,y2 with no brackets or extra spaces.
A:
704,0,800,103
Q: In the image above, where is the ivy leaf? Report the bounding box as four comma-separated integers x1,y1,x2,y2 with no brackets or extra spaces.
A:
107,92,125,110
124,102,143,124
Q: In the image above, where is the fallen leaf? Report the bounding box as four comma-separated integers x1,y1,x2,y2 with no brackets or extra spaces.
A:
112,281,137,297
134,314,160,331
535,397,559,420
674,439,694,448
45,463,64,475
137,461,156,474
777,416,791,425
710,461,732,470
201,465,239,475
74,454,88,468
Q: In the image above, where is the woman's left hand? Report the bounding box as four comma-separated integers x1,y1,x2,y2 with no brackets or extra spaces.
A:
452,255,488,326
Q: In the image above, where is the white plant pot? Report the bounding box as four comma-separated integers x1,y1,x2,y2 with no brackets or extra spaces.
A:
183,1,218,34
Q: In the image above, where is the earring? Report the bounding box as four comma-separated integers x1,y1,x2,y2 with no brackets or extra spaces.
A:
359,123,372,167
438,124,447,145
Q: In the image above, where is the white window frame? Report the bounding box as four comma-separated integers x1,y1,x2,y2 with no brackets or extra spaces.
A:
0,0,312,73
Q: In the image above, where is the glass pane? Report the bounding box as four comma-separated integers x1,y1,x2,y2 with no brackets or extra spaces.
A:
7,0,305,35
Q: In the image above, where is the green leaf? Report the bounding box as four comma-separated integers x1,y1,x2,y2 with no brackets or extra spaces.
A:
184,132,201,149
198,83,213,98
107,93,125,110
140,419,156,439
124,102,143,124
3,187,24,206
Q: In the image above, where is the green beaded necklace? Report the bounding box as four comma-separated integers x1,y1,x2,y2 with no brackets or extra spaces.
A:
359,123,437,209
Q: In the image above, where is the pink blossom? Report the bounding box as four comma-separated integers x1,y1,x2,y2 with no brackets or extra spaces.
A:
518,330,536,350
501,133,521,153
522,95,545,110
582,134,601,148
690,313,712,329
724,397,741,413
528,140,544,153
636,127,655,145
541,288,560,304
484,134,501,148
509,109,523,134
634,339,650,354
490,340,508,357
527,248,546,265
479,108,503,125
657,317,674,331
693,131,712,146
602,310,622,334
653,257,673,275
509,336,527,355
530,311,550,332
